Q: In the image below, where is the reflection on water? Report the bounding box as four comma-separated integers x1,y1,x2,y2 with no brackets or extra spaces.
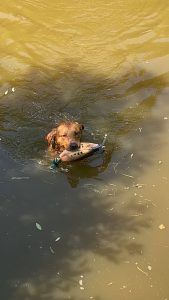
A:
0,0,169,299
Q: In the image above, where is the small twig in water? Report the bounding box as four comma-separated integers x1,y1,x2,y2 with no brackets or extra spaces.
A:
112,162,119,174
121,173,134,178
136,266,148,276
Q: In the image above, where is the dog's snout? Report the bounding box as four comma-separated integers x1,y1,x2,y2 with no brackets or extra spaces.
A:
69,142,79,151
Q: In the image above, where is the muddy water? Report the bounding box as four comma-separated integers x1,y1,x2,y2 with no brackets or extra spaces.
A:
0,1,169,299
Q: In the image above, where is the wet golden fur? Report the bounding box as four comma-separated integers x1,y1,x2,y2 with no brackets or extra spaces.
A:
46,121,84,154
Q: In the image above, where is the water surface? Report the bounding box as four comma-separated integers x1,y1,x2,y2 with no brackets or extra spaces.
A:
0,1,169,299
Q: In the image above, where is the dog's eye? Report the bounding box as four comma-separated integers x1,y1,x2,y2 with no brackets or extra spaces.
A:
74,131,79,136
61,134,67,137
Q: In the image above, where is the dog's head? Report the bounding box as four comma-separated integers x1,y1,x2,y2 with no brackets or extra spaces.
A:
46,121,84,153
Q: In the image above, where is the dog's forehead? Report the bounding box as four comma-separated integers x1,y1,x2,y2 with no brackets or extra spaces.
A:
70,122,81,130
58,122,81,132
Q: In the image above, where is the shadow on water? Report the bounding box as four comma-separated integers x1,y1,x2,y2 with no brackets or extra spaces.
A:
0,62,168,299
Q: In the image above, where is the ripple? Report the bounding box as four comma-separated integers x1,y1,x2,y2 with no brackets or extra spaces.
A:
0,11,30,25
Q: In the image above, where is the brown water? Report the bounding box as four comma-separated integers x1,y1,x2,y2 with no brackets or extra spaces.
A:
0,1,169,299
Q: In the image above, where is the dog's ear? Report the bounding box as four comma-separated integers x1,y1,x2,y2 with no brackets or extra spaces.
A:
45,128,58,148
79,124,84,131
75,121,84,131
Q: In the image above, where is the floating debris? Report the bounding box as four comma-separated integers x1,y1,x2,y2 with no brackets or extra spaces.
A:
55,237,61,242
112,162,119,173
164,117,168,120
159,224,166,230
79,277,85,290
130,153,134,159
12,87,15,92
107,282,113,286
4,90,8,95
11,176,30,180
136,266,148,276
121,173,134,178
148,265,152,271
135,183,145,189
79,279,83,286
120,285,127,289
35,222,42,231
139,127,142,132
50,246,55,254
158,160,163,164
60,167,69,173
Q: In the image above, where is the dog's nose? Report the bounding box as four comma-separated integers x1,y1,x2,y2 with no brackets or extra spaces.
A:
69,142,78,151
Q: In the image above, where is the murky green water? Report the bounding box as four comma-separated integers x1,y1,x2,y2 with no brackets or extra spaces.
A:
0,1,169,299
